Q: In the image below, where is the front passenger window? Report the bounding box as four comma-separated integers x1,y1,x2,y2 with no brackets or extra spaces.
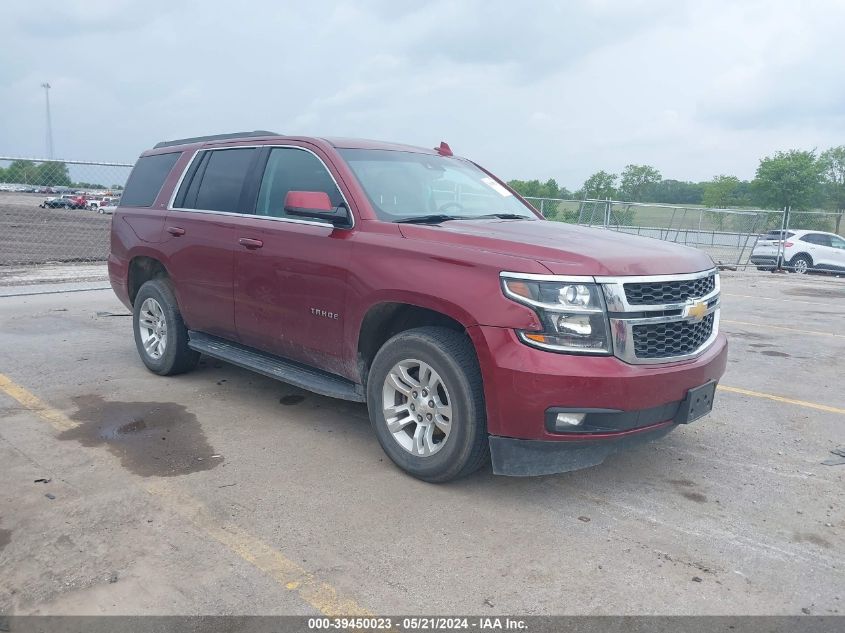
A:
255,148,343,219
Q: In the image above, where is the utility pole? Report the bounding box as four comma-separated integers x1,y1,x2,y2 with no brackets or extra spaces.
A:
41,82,54,158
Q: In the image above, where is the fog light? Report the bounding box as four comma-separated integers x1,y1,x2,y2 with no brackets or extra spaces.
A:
555,412,585,427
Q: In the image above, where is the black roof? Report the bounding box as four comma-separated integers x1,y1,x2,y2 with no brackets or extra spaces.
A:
153,130,279,149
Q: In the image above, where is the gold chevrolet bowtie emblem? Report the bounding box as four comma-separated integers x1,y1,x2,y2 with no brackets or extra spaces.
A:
684,301,708,321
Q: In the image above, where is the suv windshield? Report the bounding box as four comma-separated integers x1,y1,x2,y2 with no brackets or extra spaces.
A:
339,148,537,222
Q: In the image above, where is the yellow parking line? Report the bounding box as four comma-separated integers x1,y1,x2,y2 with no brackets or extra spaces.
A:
722,319,845,339
718,385,845,415
145,480,372,616
0,372,370,616
0,373,78,432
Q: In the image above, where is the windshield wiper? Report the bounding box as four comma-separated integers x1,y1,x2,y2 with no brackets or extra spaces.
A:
397,213,532,224
397,214,466,224
472,213,532,220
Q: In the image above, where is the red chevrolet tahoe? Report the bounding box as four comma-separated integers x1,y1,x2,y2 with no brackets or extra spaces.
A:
109,131,727,482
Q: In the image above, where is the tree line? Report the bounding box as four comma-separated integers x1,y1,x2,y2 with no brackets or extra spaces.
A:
0,159,125,191
0,159,74,187
507,146,845,218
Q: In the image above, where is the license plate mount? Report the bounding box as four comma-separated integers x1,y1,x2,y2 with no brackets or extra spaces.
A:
675,381,717,424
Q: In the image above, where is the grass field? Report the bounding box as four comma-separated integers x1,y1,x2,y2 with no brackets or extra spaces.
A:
526,198,844,236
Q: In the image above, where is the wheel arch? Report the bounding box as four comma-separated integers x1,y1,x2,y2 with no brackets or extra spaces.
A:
355,297,478,388
127,255,172,305
789,251,813,271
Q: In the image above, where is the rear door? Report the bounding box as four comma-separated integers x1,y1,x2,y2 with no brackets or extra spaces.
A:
164,147,258,338
233,145,353,373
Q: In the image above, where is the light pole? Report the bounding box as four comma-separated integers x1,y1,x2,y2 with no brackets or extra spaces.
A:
41,82,54,159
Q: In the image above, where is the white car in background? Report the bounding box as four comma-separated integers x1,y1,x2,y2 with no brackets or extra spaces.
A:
99,198,120,215
750,229,845,274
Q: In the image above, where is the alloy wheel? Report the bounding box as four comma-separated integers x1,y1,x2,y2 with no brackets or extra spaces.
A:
137,297,168,360
381,359,453,457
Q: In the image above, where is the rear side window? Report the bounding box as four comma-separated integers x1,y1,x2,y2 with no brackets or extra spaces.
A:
180,148,256,212
801,233,832,246
121,152,181,207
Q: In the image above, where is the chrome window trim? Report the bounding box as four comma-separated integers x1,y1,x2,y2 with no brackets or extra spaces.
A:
166,147,200,210
166,144,355,229
164,206,346,229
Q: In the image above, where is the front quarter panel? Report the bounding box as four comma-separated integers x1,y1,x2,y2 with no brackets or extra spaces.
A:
342,223,548,376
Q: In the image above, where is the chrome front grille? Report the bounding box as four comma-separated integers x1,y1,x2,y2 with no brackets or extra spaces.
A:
598,269,720,365
624,274,715,305
632,313,715,359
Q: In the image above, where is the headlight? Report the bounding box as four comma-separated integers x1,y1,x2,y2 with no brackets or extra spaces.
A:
501,274,612,354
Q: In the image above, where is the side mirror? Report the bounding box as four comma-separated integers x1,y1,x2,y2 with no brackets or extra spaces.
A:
283,191,351,227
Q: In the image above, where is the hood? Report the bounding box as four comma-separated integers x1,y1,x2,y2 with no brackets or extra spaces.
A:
398,219,715,276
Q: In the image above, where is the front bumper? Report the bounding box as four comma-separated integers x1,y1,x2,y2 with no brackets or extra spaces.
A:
490,422,676,476
749,255,779,267
468,325,728,443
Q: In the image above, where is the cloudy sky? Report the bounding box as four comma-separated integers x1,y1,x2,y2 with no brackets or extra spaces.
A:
2,0,843,188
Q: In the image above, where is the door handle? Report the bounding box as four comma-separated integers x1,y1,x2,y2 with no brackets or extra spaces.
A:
238,237,264,249
166,226,186,237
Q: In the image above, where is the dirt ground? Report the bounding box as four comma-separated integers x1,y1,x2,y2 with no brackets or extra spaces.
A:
0,271,842,616
0,192,110,265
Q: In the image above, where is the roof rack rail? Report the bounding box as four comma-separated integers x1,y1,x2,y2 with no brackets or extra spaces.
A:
153,130,280,149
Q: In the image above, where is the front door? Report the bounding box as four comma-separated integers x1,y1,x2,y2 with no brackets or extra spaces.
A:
234,146,353,374
828,234,845,270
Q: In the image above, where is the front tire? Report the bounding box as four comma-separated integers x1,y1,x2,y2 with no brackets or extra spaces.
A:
367,326,488,483
133,278,199,375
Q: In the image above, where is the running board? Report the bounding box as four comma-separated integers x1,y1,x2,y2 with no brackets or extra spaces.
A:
187,331,365,402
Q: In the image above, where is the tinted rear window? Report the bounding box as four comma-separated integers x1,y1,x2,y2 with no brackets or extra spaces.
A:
121,152,181,207
185,148,256,212
801,233,831,246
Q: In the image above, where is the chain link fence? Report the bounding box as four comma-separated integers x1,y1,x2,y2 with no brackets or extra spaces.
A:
525,197,845,271
0,157,132,275
2,158,844,279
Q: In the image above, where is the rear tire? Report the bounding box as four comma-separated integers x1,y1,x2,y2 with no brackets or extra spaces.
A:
366,326,488,483
133,278,199,376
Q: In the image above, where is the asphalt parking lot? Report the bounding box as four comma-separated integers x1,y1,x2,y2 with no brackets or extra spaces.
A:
0,271,842,616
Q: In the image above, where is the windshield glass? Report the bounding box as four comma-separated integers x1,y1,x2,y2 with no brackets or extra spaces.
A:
338,149,537,222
